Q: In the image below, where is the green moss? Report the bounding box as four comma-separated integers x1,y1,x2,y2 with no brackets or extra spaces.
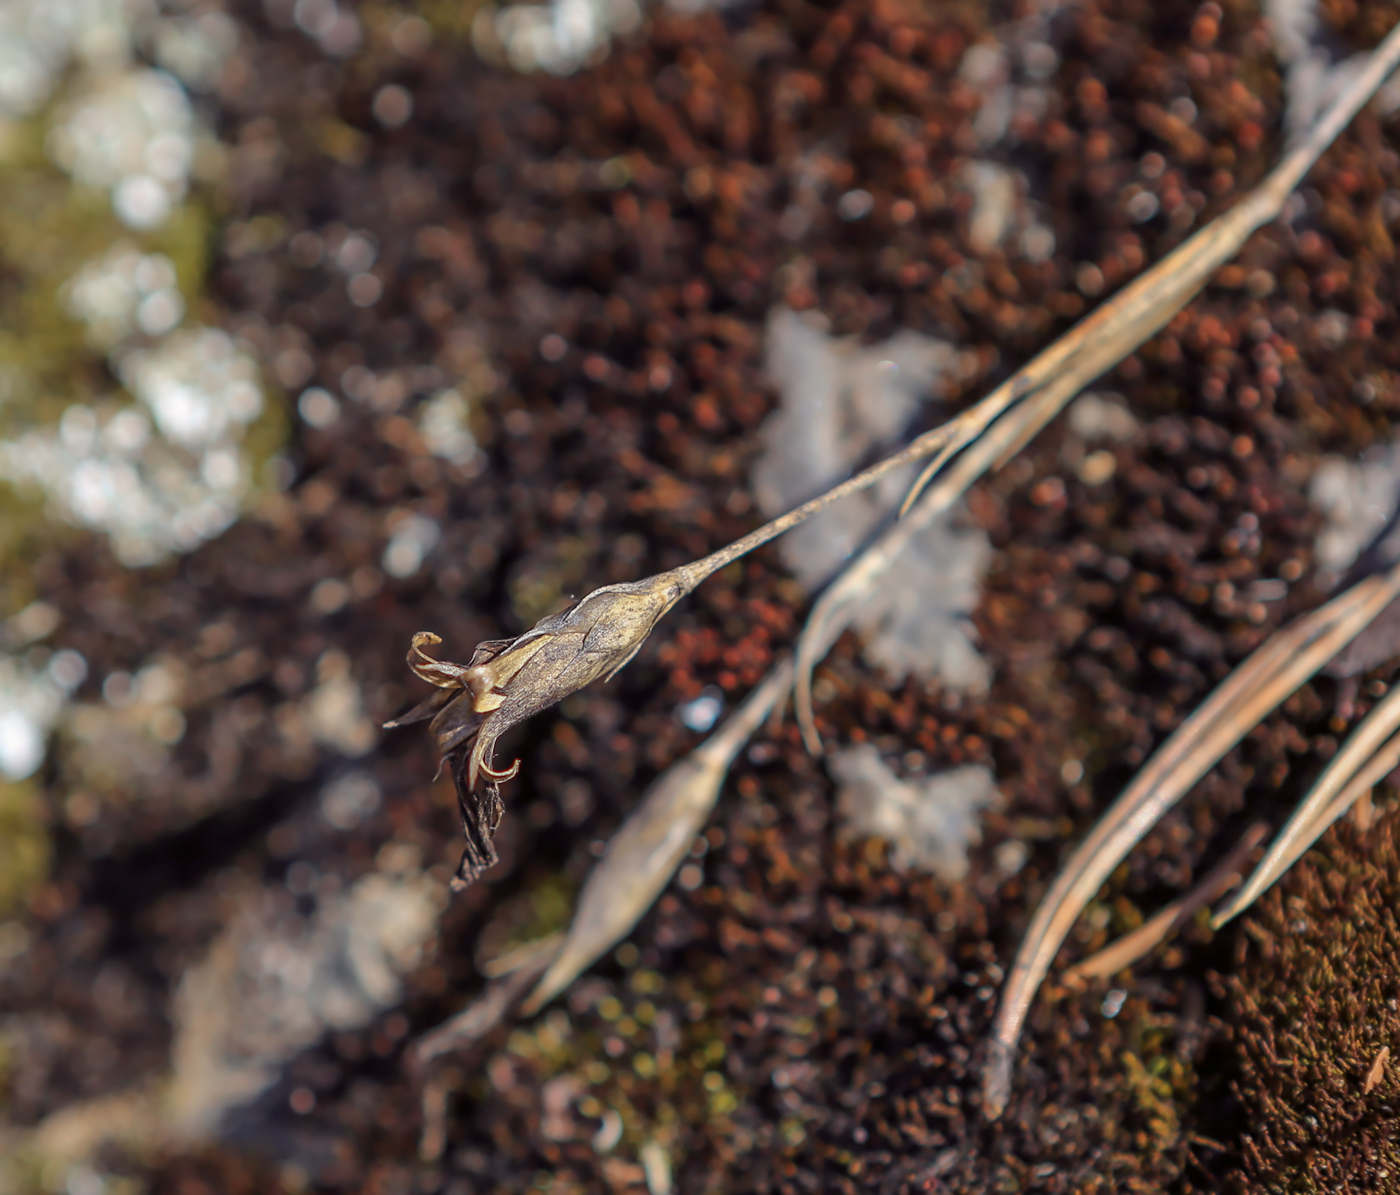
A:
0,113,210,425
0,98,286,571
0,781,49,916
475,961,743,1185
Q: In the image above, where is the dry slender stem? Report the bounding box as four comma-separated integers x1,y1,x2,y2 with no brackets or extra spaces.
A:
670,426,960,594
798,19,1400,754
1063,822,1268,985
982,559,1400,1120
1322,731,1400,827
901,18,1400,515
795,368,1089,750
979,22,1400,1121
1214,681,1400,926
1212,719,1400,927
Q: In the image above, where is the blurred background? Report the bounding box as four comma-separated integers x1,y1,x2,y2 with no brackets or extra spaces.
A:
3,0,1400,1191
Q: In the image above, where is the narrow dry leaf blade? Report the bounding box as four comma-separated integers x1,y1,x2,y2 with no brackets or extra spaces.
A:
522,658,793,1014
1322,729,1400,827
1214,682,1400,927
982,560,1400,1120
802,26,1400,754
979,26,1400,1120
1213,722,1400,927
1063,822,1267,984
796,362,1111,750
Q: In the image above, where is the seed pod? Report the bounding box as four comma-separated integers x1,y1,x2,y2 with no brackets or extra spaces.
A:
385,570,692,888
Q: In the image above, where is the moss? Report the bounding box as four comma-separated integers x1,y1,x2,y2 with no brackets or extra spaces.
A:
1226,808,1400,1193
0,111,210,427
0,781,49,917
0,97,284,564
470,959,745,1187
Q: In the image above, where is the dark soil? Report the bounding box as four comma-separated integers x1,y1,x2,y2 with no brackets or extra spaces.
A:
7,0,1400,1191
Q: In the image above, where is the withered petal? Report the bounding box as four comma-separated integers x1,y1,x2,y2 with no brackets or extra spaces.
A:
449,756,504,891
468,638,516,667
433,705,481,756
382,687,455,729
407,631,473,689
467,719,520,792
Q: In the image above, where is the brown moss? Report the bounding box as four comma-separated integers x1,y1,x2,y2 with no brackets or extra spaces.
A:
1227,807,1400,1193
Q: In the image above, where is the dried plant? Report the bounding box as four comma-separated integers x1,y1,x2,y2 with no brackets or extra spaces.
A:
522,656,793,1013
795,18,1400,752
393,16,1400,1115
974,21,1400,1120
1062,821,1268,986
404,660,790,1075
982,560,1400,1119
387,427,964,886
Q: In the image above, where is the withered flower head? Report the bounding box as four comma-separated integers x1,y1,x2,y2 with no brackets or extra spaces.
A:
385,569,692,889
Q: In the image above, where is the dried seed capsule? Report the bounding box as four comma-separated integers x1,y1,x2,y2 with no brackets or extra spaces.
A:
386,570,692,887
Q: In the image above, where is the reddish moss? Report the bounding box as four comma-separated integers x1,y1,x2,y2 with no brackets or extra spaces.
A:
1227,808,1400,1193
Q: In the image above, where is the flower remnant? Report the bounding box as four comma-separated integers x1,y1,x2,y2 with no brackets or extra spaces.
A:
19,0,1400,1187
387,568,692,886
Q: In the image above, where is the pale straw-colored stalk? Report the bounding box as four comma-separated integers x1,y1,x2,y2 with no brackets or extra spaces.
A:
523,656,794,1014
1062,821,1268,985
1213,682,1400,926
982,557,1400,1120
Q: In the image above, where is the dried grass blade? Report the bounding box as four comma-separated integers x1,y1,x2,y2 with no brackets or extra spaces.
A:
901,18,1400,515
1213,682,1400,927
1062,821,1268,985
981,560,1400,1121
522,657,794,1014
1321,730,1400,826
412,933,562,1066
800,20,1400,752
